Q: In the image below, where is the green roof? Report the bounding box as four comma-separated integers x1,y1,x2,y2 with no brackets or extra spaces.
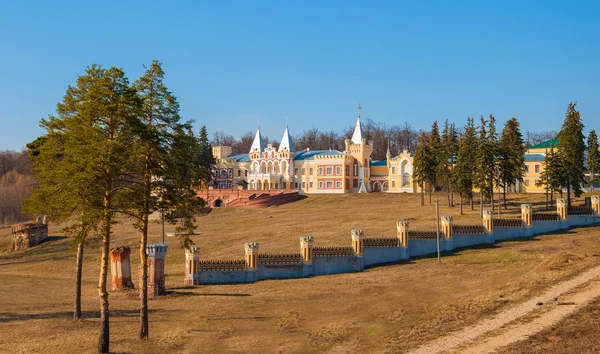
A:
529,138,559,149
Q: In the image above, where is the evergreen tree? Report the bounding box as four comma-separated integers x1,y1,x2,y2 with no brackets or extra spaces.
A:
452,117,477,214
412,132,430,206
540,142,566,203
498,118,525,209
587,130,600,192
26,65,141,353
427,121,441,203
197,125,215,184
474,116,496,217
557,102,586,206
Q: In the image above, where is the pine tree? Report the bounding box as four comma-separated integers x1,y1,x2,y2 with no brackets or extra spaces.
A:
587,130,600,192
498,118,525,209
198,125,215,184
427,121,441,203
557,102,586,206
412,132,430,206
474,116,496,217
452,117,477,215
26,65,141,353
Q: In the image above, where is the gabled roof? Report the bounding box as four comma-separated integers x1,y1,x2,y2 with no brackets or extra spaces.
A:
249,127,265,153
294,150,344,161
371,160,387,167
529,138,559,149
278,124,296,152
227,154,250,162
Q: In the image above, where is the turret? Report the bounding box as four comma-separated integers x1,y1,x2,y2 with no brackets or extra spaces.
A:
110,246,134,290
396,221,409,247
299,236,314,264
244,242,259,271
521,204,533,228
556,198,567,221
441,216,453,239
351,229,364,256
592,195,600,215
184,246,201,286
483,210,493,234
212,146,232,160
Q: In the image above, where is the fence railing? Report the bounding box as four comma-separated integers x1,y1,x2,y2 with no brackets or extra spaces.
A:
408,231,438,240
493,218,523,228
258,253,303,265
568,206,594,216
364,238,400,248
313,246,354,257
453,225,486,234
532,213,560,221
198,259,246,271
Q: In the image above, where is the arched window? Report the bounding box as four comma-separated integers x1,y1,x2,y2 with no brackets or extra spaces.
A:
402,173,410,186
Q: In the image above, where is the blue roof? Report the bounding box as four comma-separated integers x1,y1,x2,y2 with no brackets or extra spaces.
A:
294,150,344,161
371,160,387,166
524,154,545,162
227,154,250,162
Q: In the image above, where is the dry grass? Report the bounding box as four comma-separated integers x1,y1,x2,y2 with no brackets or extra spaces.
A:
0,193,599,353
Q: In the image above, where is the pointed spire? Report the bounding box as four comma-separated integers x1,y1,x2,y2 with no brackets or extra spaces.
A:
351,100,364,144
386,139,391,159
278,115,296,152
249,116,265,153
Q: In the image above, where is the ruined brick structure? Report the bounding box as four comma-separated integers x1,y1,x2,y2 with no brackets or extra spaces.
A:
11,215,49,251
139,244,168,298
110,246,134,290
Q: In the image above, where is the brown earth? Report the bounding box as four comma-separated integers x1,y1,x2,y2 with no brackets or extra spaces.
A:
0,193,599,353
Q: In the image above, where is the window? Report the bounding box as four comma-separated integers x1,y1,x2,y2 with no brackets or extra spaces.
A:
318,167,324,176
391,167,395,174
302,167,306,175
336,166,341,175
354,164,358,176
294,182,298,189
326,181,333,189
534,165,540,173
309,182,313,188
302,182,306,188
238,170,241,177
535,180,541,187
524,180,530,186
524,165,529,173
294,168,298,176
353,179,358,188
336,181,341,188
245,170,248,177
319,181,323,189
392,180,396,187
345,165,349,175
309,168,313,175
326,166,333,175
215,170,220,178
402,173,410,186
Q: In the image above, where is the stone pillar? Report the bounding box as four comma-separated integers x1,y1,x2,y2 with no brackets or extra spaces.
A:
110,246,134,290
145,244,168,297
557,198,567,221
591,195,600,215
441,216,453,239
483,209,494,234
244,242,259,271
184,246,200,286
299,236,314,264
396,221,409,247
521,204,533,228
351,230,364,257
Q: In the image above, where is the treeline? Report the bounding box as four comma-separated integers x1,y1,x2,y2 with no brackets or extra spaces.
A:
23,61,213,353
0,150,34,225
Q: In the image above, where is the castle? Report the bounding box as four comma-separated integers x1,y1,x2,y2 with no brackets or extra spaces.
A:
211,104,593,195
211,103,418,194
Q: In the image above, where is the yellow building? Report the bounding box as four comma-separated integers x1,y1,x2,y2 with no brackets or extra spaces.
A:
521,138,558,193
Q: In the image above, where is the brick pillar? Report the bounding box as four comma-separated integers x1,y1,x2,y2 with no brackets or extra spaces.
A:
556,198,567,221
145,244,167,297
591,195,600,215
521,204,533,228
396,221,409,247
483,209,494,234
110,246,134,290
441,216,453,239
184,246,200,286
351,229,364,256
299,236,314,264
244,242,259,271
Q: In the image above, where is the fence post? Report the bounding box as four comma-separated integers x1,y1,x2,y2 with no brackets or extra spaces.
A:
351,230,364,257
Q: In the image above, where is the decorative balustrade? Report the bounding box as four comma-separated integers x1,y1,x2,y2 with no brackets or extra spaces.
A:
453,225,486,234
493,218,523,228
312,246,354,257
198,259,246,271
363,237,400,248
568,206,594,216
408,230,439,240
258,253,303,265
532,213,560,221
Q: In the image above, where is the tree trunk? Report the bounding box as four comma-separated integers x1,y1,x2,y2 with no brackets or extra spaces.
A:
470,194,473,210
503,185,507,210
420,182,424,206
74,238,86,320
460,194,463,215
429,185,432,205
545,187,549,210
140,215,149,339
451,190,454,207
447,189,451,208
98,193,111,354
566,181,571,207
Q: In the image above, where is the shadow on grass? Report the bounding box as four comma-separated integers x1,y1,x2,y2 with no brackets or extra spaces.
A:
0,308,165,323
167,289,250,297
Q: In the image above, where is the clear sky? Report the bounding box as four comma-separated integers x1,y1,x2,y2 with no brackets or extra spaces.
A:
0,0,598,150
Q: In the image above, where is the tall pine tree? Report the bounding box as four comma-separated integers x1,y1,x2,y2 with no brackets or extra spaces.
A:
557,102,586,206
587,130,599,192
498,117,525,209
413,132,430,206
452,117,477,214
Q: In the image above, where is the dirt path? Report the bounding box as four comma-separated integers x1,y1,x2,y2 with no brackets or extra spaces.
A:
409,264,600,354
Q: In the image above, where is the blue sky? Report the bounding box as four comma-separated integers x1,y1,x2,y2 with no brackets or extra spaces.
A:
0,0,598,150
